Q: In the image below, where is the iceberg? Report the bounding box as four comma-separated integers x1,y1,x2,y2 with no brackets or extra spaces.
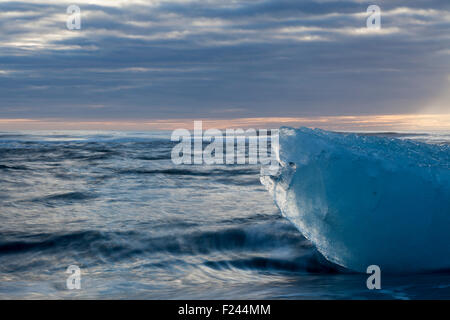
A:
261,127,450,273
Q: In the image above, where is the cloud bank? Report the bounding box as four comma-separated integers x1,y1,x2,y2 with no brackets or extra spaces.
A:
0,0,449,122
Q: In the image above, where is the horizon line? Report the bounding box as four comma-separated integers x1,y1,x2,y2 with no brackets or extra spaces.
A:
0,113,449,131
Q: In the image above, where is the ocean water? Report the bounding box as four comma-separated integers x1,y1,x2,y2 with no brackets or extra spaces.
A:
0,130,449,300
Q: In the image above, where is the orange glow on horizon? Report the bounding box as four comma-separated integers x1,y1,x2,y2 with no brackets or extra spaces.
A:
0,114,449,131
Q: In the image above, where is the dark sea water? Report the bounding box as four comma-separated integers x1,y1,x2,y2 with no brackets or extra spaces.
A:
0,130,449,299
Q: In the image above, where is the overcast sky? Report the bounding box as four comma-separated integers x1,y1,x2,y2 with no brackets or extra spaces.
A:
0,0,449,123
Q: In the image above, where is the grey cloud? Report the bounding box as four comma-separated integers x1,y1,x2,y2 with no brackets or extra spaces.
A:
0,0,448,120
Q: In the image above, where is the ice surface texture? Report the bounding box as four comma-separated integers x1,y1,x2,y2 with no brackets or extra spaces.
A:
261,127,450,273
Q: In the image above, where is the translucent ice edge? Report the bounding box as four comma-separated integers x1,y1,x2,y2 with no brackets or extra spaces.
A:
260,127,450,273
